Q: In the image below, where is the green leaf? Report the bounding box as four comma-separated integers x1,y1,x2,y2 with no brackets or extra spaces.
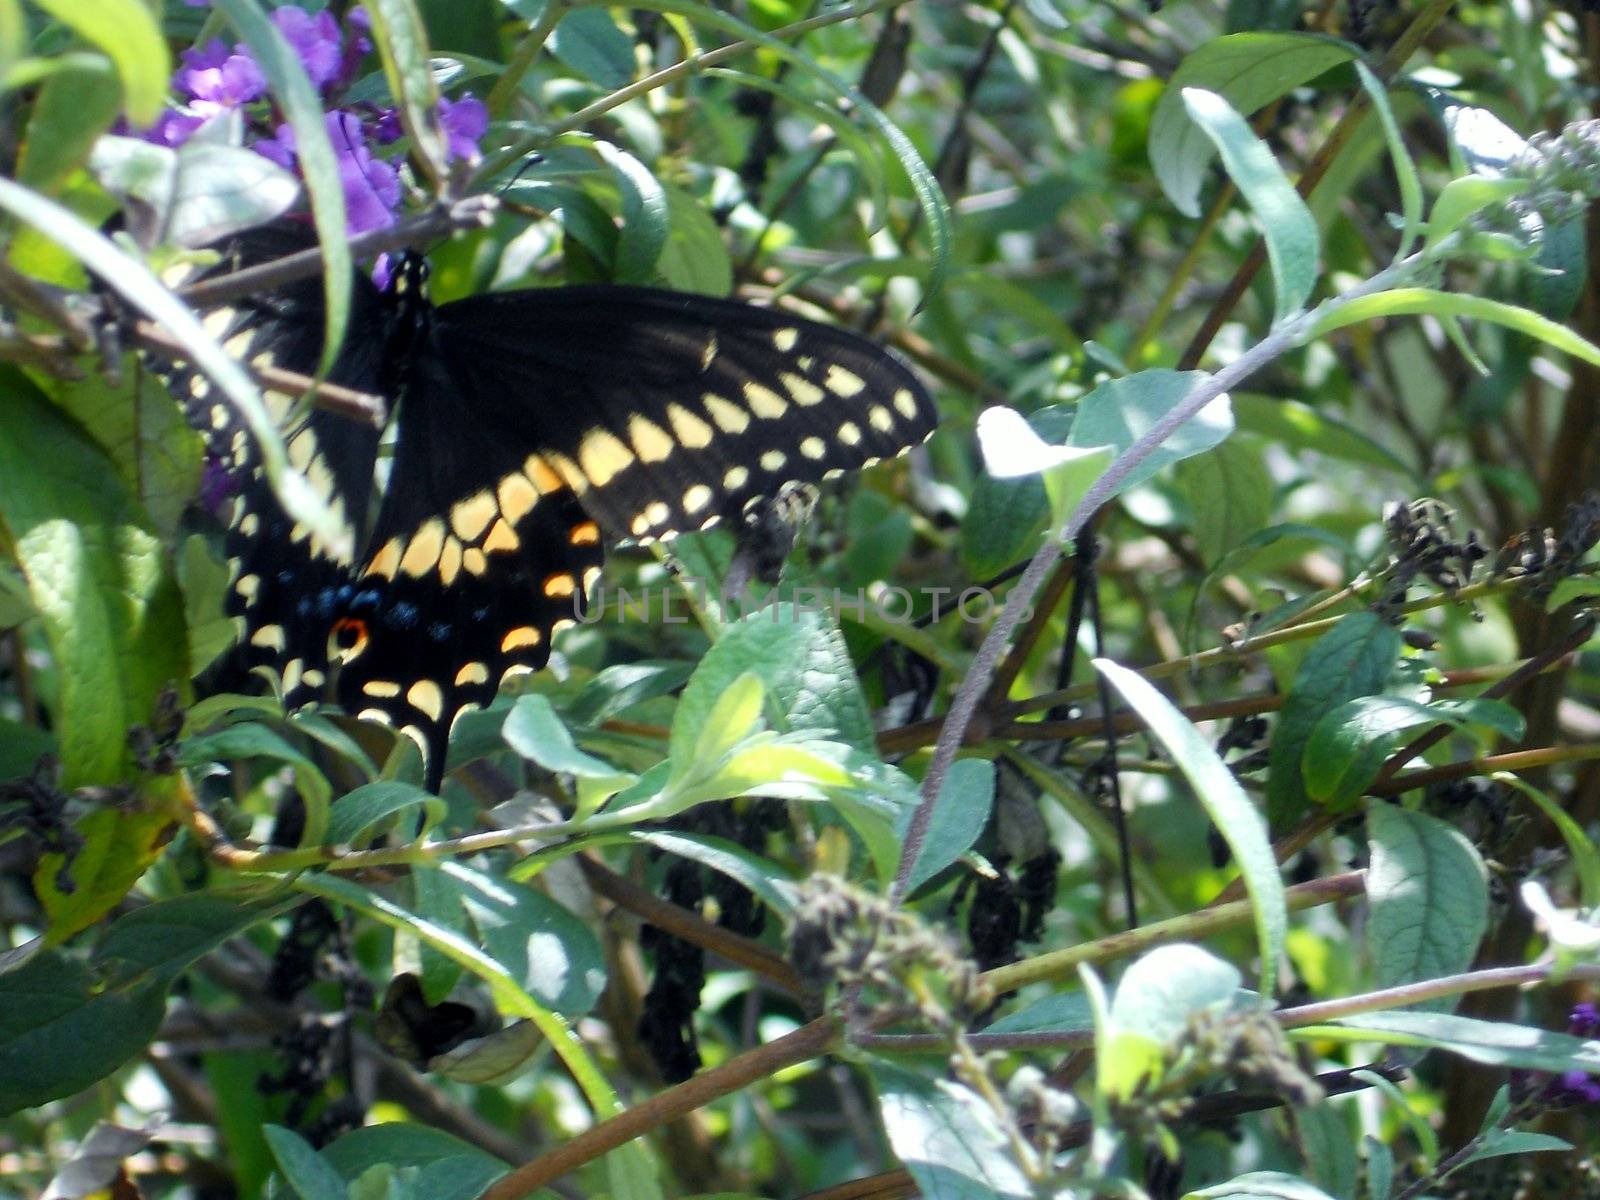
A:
0,894,280,1114
629,831,800,914
1096,661,1286,999
1454,1129,1572,1170
976,405,1113,531
363,0,448,188
961,404,1073,577
317,1124,507,1186
1365,806,1488,1007
1310,289,1600,367
215,0,351,381
1067,369,1234,495
1184,1172,1339,1200
264,1126,346,1200
35,802,176,945
1294,1103,1358,1200
1181,88,1319,322
673,604,876,758
0,383,186,786
0,949,166,1117
1423,175,1529,253
1303,696,1523,807
550,6,635,88
1266,612,1402,827
14,58,121,196
179,534,238,676
325,781,445,847
1353,63,1423,261
656,185,734,296
1105,944,1243,1099
504,694,636,783
1301,1010,1600,1075
0,0,21,87
686,672,767,777
28,0,169,125
598,143,665,284
868,1061,1033,1200
899,758,996,894
1174,437,1275,565
985,991,1094,1035
443,862,607,1015
1149,32,1356,217
1364,1135,1393,1200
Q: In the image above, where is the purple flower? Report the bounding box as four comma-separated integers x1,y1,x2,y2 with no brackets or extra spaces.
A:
1551,1069,1600,1107
1570,1003,1600,1037
372,107,403,144
254,111,401,236
142,109,207,148
437,94,488,163
271,6,345,91
175,39,265,107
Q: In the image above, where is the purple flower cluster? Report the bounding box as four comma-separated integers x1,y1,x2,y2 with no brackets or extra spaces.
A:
144,3,488,236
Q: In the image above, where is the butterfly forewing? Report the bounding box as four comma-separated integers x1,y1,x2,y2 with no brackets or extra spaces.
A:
432,287,938,544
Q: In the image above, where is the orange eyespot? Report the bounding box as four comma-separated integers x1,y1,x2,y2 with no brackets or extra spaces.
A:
330,617,369,660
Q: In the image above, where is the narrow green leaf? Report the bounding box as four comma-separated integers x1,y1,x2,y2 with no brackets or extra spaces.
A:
0,0,22,88
986,991,1094,1035
364,0,448,188
28,0,169,125
180,725,332,845
1301,1010,1600,1076
1353,62,1423,261
550,6,635,88
1149,32,1356,217
1455,1129,1573,1170
1096,660,1286,999
504,694,635,781
1364,1135,1393,1200
0,383,186,787
1365,806,1488,1007
1231,393,1417,477
94,893,293,986
1182,87,1319,322
1294,1103,1358,1200
899,758,996,894
215,0,351,380
1310,289,1600,366
1266,612,1402,827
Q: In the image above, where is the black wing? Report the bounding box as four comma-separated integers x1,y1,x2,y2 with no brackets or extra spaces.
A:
169,225,387,711
430,286,938,543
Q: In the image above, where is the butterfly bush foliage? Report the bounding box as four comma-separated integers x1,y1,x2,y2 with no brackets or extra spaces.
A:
146,2,487,236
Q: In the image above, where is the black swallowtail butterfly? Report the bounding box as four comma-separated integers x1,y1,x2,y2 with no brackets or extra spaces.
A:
168,222,937,791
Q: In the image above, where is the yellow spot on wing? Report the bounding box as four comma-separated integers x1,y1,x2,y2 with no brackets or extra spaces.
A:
526,456,565,494
782,373,825,407
483,519,519,554
570,520,600,546
869,405,894,433
826,364,866,398
502,626,542,652
744,381,788,420
367,537,402,579
703,394,749,435
439,536,463,586
543,573,575,598
497,473,539,524
760,449,787,472
683,483,713,513
407,680,445,722
251,624,286,652
800,436,826,460
463,547,488,575
401,519,446,577
456,662,490,686
772,327,799,352
451,490,496,541
235,574,260,601
724,465,749,490
839,420,862,446
668,403,713,449
629,414,676,464
363,680,401,699
894,388,921,420
578,428,634,487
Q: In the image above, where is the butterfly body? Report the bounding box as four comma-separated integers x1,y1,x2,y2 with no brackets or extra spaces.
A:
173,224,937,790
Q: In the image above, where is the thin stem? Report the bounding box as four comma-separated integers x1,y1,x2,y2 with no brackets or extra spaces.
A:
487,0,568,119
1278,962,1600,1026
